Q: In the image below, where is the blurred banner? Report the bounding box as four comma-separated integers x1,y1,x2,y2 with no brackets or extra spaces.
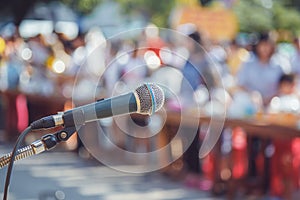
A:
172,3,238,41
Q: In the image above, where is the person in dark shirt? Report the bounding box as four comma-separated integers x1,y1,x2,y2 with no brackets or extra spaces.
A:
180,30,216,106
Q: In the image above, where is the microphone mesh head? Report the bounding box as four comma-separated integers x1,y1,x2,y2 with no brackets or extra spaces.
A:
135,83,165,115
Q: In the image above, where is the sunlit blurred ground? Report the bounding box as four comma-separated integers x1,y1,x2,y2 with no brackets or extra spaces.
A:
0,145,218,200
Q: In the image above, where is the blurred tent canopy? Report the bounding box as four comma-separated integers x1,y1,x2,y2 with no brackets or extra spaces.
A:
80,1,146,38
0,0,146,38
24,1,77,22
0,0,177,30
0,0,38,25
0,0,101,25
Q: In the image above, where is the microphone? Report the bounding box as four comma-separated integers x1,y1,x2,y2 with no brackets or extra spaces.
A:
30,83,165,130
0,83,164,168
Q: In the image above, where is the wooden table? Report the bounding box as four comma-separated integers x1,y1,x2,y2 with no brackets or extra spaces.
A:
164,111,300,139
159,111,300,197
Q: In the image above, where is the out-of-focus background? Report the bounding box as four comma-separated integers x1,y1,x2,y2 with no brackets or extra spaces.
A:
2,0,300,199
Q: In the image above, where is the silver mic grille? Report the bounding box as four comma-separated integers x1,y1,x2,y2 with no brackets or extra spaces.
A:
134,83,165,115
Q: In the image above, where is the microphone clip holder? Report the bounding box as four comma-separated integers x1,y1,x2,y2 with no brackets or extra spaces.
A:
0,126,77,169
42,126,77,150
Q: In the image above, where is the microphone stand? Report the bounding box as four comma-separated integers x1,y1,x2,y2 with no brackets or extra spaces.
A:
0,126,77,169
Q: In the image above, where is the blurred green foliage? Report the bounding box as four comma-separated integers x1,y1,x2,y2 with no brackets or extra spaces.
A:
233,0,300,34
117,0,176,27
60,0,176,26
61,0,103,14
58,0,300,33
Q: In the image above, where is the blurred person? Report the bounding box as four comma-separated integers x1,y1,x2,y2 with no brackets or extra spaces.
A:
99,40,151,156
226,39,250,76
139,24,165,65
103,40,122,95
56,32,73,55
269,73,300,199
119,41,150,153
208,43,233,90
0,37,23,90
18,34,55,96
278,74,296,96
0,37,23,142
27,34,51,69
268,74,300,113
179,29,217,177
67,33,87,75
180,30,217,106
291,37,300,76
237,33,284,105
19,64,54,96
236,33,284,194
209,43,229,76
119,41,148,88
92,40,124,151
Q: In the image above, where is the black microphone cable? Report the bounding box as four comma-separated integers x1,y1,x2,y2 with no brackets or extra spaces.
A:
2,126,32,200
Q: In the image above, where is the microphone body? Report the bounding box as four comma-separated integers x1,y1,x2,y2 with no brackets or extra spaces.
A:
63,92,138,127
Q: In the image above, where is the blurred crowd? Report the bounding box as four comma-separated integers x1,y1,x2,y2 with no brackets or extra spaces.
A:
2,22,300,198
1,23,300,114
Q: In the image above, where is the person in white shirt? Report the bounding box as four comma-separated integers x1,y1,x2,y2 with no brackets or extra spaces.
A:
291,37,300,76
237,33,284,105
236,33,284,193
